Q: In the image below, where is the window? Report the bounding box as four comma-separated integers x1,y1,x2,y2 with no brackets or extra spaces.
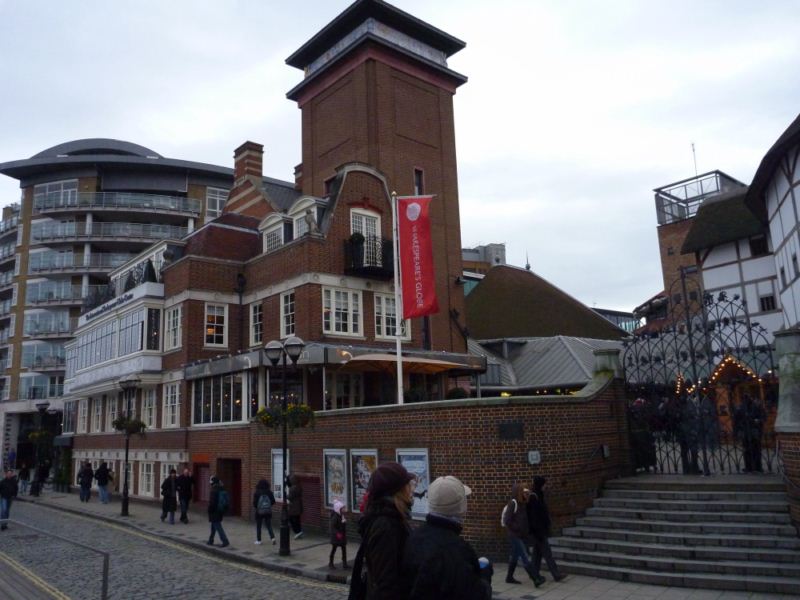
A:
206,188,228,220
281,292,295,338
72,320,116,373
160,462,179,483
250,303,263,346
760,295,777,312
263,225,283,253
77,399,88,433
142,389,156,429
121,389,137,419
351,209,379,239
413,168,424,196
119,309,146,356
165,306,182,351
63,401,77,433
374,294,409,340
91,398,103,432
192,373,249,425
325,372,363,409
205,303,227,346
781,267,788,288
146,308,161,351
294,215,309,237
163,383,180,428
139,462,154,497
323,288,362,336
749,235,769,257
106,396,118,431
33,180,78,209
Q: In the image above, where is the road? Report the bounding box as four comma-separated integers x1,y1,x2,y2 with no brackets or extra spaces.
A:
1,502,348,600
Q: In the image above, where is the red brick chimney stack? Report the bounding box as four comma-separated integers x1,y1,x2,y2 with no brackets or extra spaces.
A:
233,141,264,182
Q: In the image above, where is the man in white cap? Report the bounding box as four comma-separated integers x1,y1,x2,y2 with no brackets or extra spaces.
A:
402,475,492,599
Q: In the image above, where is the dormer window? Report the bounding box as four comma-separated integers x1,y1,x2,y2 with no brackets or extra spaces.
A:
264,224,283,253
289,196,325,238
259,213,291,254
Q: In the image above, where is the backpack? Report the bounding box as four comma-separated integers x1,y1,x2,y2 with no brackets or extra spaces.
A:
501,499,517,527
257,493,272,516
217,489,230,513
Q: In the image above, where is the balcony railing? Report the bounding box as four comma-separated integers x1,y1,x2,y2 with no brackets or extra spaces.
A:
344,235,394,279
0,299,12,315
0,216,19,235
24,317,78,337
34,191,202,215
31,222,188,243
0,330,9,345
0,271,13,287
22,355,66,370
27,284,107,305
0,245,15,260
20,384,63,399
29,253,133,273
0,387,9,401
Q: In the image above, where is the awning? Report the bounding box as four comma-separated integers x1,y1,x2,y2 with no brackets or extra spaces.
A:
336,353,467,375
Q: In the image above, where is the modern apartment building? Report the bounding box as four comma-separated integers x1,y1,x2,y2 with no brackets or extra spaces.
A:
0,139,244,468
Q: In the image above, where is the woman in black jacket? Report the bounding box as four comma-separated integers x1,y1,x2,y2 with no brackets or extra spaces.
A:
252,479,276,545
526,476,564,583
350,461,415,600
503,483,543,587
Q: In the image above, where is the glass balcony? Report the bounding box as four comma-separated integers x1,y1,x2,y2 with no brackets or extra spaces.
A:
19,384,63,400
0,299,12,315
31,222,188,243
34,191,201,215
0,386,9,401
0,271,13,287
0,244,15,261
24,315,77,337
28,252,134,273
0,329,10,345
0,216,19,235
22,354,66,370
26,284,92,305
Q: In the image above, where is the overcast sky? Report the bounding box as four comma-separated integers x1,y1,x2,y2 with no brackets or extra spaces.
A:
1,0,798,312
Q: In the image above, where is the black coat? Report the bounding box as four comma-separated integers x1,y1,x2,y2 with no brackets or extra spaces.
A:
0,477,18,500
95,465,112,486
526,489,551,539
359,498,411,600
161,477,178,513
77,467,94,488
287,480,303,517
208,485,225,523
18,467,30,482
176,474,194,501
503,498,528,539
403,514,491,600
330,511,346,546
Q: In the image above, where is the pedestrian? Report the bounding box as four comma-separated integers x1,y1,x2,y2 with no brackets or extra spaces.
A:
735,394,765,473
160,469,178,524
95,462,112,504
526,476,565,584
286,474,304,539
348,461,415,600
403,475,493,600
207,476,230,547
502,483,543,587
17,463,30,496
176,467,194,524
329,499,348,569
0,469,17,530
253,479,276,545
77,461,94,502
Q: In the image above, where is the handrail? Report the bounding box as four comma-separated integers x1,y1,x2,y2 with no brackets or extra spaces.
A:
0,518,108,599
34,191,201,214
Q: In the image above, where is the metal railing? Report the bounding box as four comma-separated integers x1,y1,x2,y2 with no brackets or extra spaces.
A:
20,384,64,399
24,317,78,336
0,215,19,234
29,253,133,273
27,284,107,304
0,299,12,315
22,354,66,369
0,244,15,260
0,271,13,286
34,190,201,215
31,222,188,243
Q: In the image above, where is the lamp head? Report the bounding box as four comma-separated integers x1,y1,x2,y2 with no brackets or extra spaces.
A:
283,336,305,363
263,340,283,366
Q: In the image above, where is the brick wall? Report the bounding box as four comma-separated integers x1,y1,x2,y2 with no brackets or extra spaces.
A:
657,220,699,292
778,432,800,532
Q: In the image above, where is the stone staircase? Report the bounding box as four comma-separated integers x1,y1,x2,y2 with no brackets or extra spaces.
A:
550,475,800,594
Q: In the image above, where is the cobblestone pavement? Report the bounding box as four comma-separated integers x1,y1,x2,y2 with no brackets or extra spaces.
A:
2,502,348,600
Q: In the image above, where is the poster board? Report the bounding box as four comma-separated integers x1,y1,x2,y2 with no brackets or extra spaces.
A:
323,449,348,508
396,448,430,519
349,449,378,512
271,448,290,502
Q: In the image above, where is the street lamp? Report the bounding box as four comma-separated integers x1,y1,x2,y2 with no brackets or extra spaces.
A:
34,401,50,485
118,376,140,517
263,335,305,557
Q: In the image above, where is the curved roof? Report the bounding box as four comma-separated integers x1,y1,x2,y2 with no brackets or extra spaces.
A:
681,188,764,254
32,138,162,159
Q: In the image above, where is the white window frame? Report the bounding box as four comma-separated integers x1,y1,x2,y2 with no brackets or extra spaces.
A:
350,208,380,239
280,291,295,338
164,305,182,351
139,462,154,497
250,302,263,347
322,287,362,337
163,383,180,428
263,224,283,253
294,215,309,238
206,187,228,220
77,399,88,433
142,389,157,429
204,303,227,347
106,396,118,432
91,398,103,432
374,294,410,341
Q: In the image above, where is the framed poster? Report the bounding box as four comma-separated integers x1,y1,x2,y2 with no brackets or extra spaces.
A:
323,449,348,508
271,449,290,502
396,448,430,519
349,449,378,512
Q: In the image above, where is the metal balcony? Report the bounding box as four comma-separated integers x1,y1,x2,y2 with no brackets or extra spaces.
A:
28,253,133,275
23,355,66,371
24,317,78,338
0,299,12,316
0,216,19,236
21,384,63,399
30,222,188,244
344,235,394,279
654,170,747,226
34,191,202,215
27,284,106,306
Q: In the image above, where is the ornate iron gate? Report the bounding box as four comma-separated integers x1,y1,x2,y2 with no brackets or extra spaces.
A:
623,275,780,475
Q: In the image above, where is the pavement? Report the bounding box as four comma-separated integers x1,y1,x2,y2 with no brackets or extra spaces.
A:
17,489,794,600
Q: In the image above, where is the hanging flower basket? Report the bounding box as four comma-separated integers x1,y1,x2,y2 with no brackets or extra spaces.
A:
28,429,52,443
112,416,147,436
254,404,315,432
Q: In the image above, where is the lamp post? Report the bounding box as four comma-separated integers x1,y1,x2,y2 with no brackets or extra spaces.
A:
34,401,50,483
118,377,139,517
263,335,305,557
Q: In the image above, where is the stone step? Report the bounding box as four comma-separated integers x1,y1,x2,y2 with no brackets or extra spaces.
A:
602,488,788,503
550,535,800,563
586,506,792,524
593,496,789,513
576,516,797,537
562,525,800,550
556,560,800,594
604,476,785,493
550,547,800,579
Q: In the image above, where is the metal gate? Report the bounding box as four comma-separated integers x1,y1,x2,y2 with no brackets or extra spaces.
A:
623,275,780,475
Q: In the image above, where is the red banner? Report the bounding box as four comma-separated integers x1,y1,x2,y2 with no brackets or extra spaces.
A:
397,195,439,319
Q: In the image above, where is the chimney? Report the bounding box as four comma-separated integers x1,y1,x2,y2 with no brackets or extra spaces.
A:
233,141,264,181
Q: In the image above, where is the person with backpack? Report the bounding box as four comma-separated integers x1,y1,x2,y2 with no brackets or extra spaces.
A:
403,475,492,600
207,476,230,547
348,461,415,600
502,483,543,587
176,467,194,524
95,462,112,504
526,476,565,584
160,468,178,525
77,462,94,502
286,474,304,539
329,499,348,569
253,479,276,545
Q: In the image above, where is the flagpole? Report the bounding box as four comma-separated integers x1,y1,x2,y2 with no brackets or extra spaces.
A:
391,190,404,405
